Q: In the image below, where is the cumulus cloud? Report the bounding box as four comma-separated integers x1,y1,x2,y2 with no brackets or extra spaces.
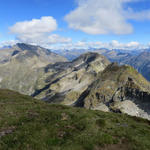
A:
109,40,141,49
10,16,57,35
47,34,72,44
16,33,71,45
53,40,148,50
9,16,72,45
65,0,150,35
0,40,18,48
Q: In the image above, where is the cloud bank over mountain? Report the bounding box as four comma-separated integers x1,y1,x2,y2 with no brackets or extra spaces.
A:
53,40,149,50
0,39,150,50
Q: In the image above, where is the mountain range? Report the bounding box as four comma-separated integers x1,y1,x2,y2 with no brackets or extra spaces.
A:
120,52,150,81
1,43,150,149
0,43,150,120
53,47,150,82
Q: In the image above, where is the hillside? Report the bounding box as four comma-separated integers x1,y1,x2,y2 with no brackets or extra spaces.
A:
33,52,110,105
0,89,150,150
75,63,150,120
0,43,67,95
53,48,140,63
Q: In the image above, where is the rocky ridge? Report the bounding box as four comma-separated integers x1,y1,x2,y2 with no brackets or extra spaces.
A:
75,63,150,120
33,52,110,105
0,44,150,120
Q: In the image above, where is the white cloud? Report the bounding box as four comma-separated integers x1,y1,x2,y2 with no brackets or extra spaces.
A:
0,40,18,48
126,41,140,47
10,16,57,35
0,39,149,51
51,40,148,50
9,16,72,45
16,33,71,45
47,34,72,44
109,40,141,49
65,0,150,35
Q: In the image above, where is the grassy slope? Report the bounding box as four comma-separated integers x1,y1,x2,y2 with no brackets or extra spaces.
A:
0,90,150,150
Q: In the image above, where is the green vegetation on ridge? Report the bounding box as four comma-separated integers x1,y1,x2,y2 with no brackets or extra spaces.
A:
0,89,150,150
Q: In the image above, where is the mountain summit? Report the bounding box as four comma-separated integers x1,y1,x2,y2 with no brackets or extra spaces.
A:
33,52,110,104
0,43,67,64
0,43,67,95
75,63,150,120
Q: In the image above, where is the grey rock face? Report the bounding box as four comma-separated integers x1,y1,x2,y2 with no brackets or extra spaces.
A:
75,63,150,120
33,52,110,105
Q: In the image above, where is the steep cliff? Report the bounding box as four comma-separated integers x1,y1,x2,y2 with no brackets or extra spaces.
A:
75,63,150,120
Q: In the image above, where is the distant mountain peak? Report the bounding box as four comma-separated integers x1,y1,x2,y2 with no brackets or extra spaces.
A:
0,43,67,95
13,43,43,51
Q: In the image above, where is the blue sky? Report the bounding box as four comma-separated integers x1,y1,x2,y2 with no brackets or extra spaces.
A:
1,0,150,49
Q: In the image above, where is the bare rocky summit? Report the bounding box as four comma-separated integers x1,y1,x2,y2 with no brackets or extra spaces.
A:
33,52,110,105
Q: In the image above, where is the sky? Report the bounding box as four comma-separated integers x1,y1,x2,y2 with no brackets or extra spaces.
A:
1,0,150,50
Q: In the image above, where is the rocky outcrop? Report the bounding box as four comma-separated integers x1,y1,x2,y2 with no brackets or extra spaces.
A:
33,52,110,105
75,63,150,120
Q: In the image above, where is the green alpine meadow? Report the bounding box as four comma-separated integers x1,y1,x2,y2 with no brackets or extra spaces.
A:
1,89,150,150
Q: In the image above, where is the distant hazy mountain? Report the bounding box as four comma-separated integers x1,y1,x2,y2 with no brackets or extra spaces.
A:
53,48,143,62
120,52,150,81
53,49,92,61
95,49,135,63
0,43,67,95
54,47,150,82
